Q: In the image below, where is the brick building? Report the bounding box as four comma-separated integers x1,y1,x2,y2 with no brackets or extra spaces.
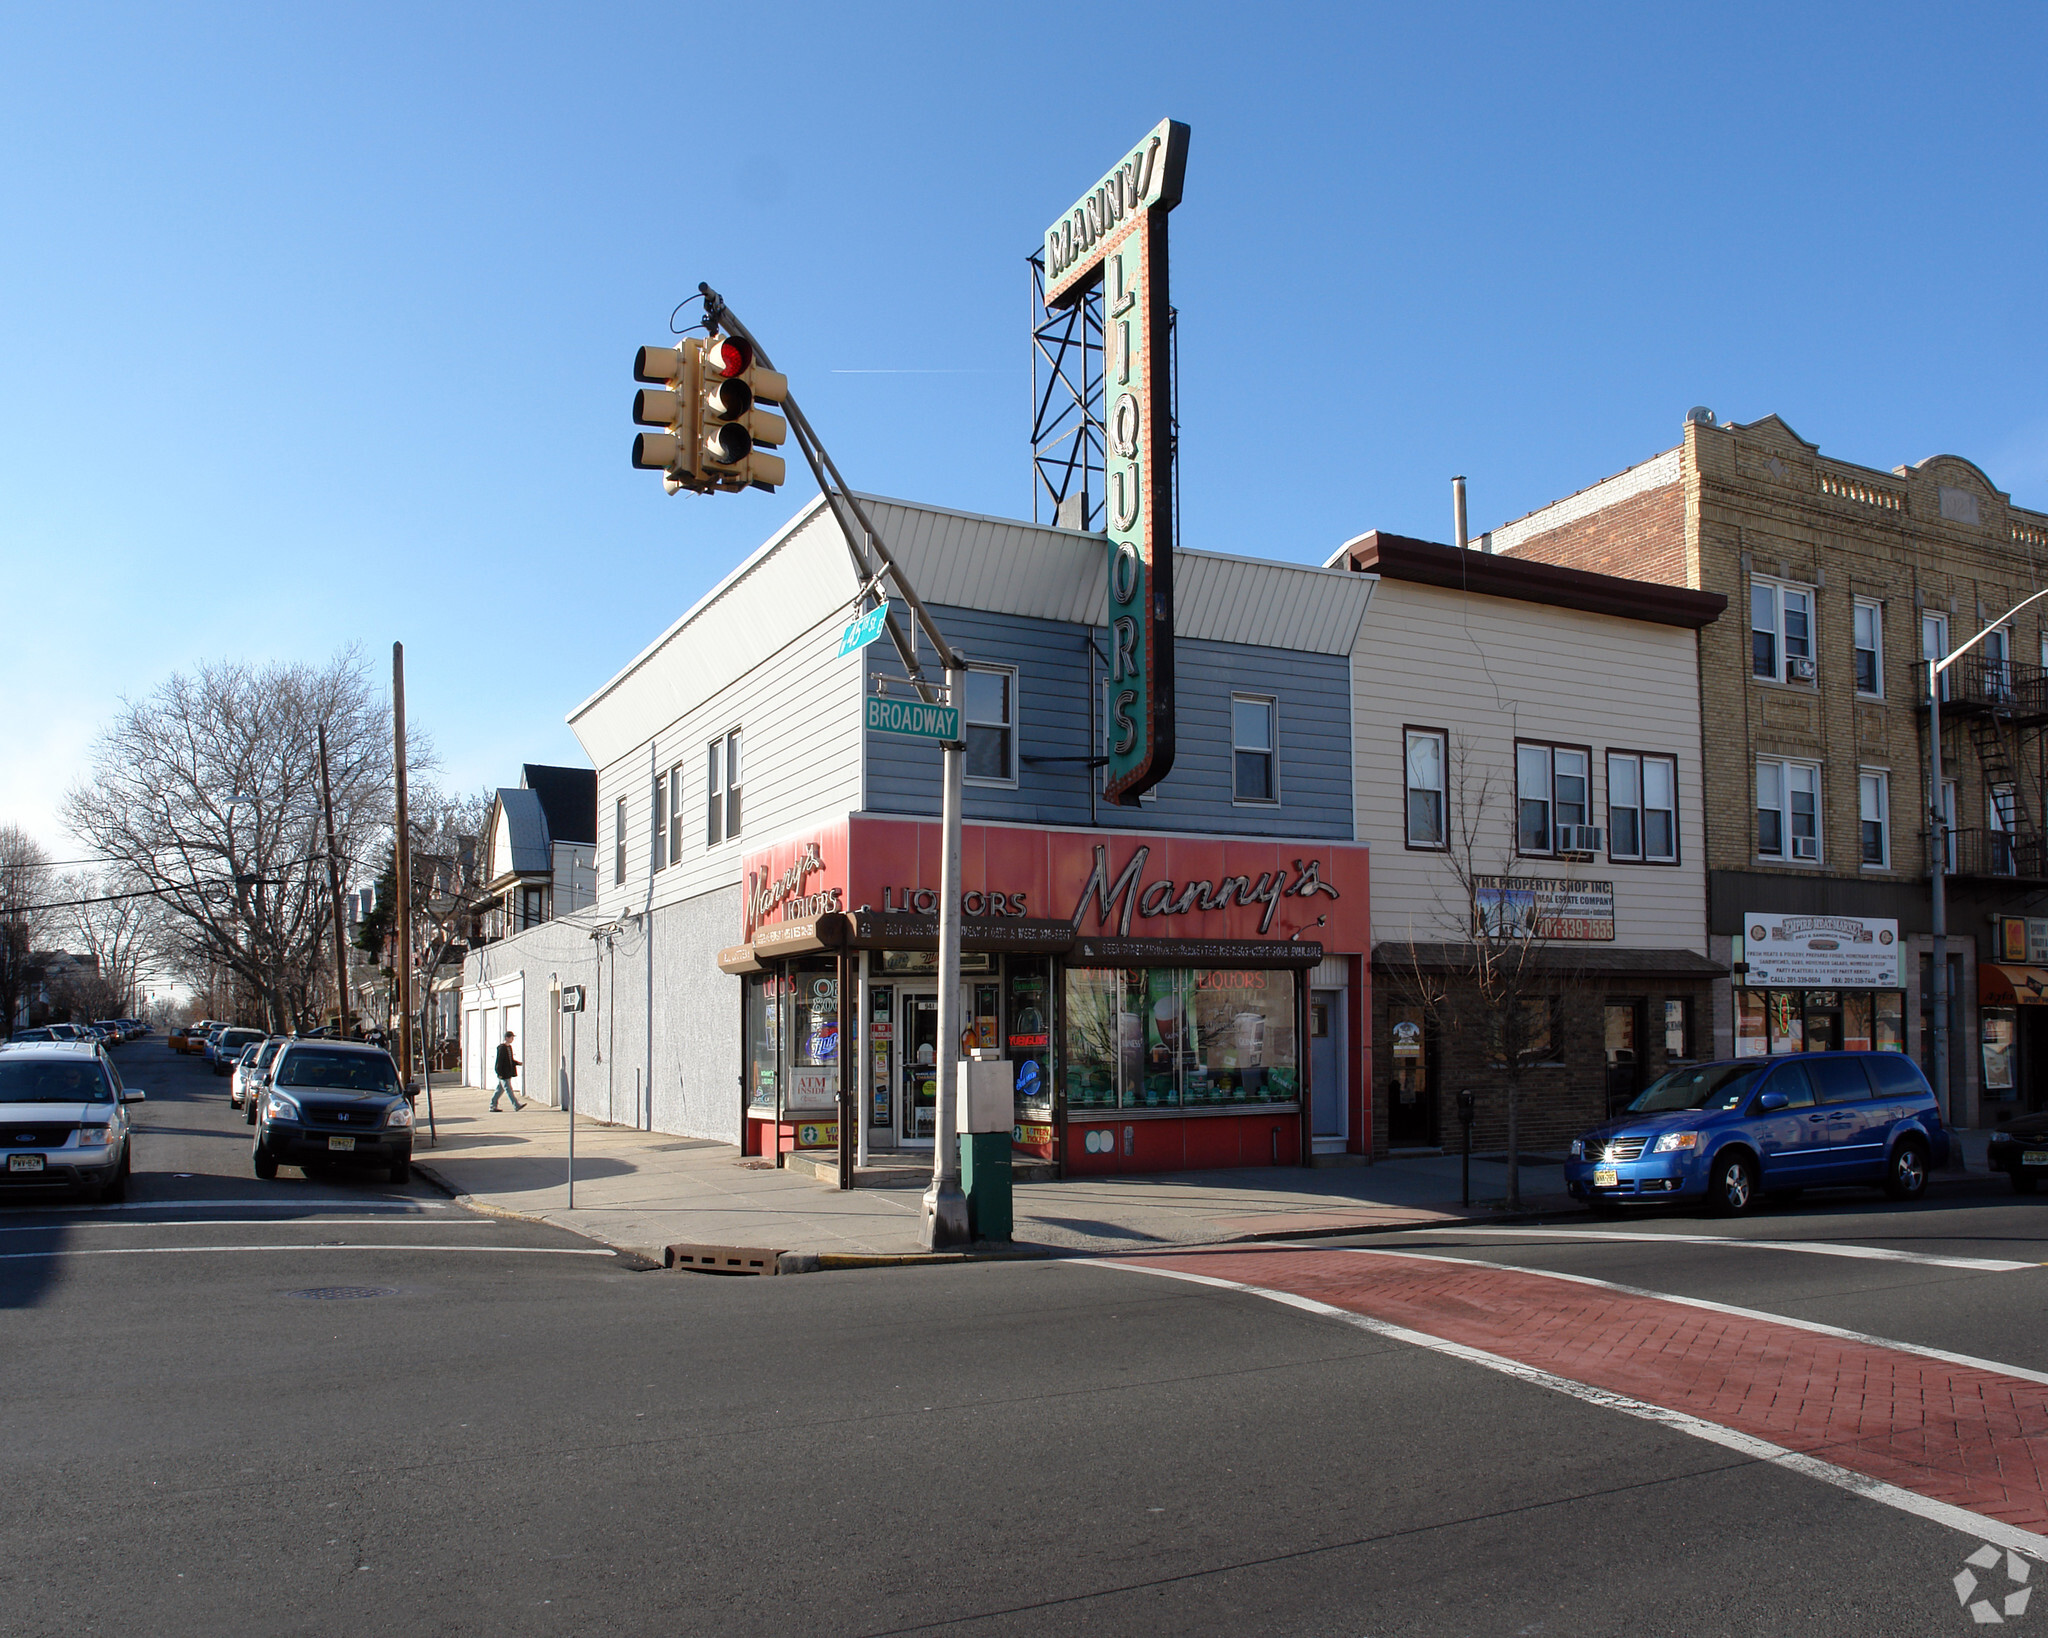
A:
1486,412,2048,1126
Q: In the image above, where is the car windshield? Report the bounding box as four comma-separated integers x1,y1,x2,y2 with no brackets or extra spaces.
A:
275,1048,400,1094
0,1059,113,1104
1627,1062,1763,1114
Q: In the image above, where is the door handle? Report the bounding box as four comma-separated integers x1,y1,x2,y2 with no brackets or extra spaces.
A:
1808,1113,1827,1122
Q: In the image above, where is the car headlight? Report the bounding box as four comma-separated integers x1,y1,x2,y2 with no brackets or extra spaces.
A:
76,1125,114,1148
264,1091,303,1122
1653,1130,1704,1153
1569,1138,1585,1158
385,1103,414,1129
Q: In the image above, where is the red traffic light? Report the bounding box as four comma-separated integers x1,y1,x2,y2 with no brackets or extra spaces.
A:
705,336,753,379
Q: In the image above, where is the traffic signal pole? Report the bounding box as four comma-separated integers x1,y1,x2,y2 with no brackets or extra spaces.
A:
696,285,971,1247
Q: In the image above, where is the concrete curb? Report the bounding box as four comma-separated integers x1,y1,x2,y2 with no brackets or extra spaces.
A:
408,1157,664,1269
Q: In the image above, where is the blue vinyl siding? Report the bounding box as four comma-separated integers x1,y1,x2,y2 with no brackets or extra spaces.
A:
864,603,1352,839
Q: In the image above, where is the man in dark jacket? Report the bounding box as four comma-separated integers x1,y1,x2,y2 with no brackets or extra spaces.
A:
491,1031,523,1112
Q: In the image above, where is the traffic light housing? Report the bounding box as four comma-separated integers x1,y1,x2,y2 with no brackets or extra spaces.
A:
629,332,788,496
698,333,788,492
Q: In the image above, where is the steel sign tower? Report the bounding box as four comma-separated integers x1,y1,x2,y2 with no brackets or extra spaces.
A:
1041,118,1189,807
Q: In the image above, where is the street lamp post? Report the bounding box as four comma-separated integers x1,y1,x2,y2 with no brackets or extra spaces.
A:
1926,585,2048,1138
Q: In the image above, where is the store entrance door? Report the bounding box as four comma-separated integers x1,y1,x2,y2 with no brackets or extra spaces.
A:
1603,1001,1641,1118
1310,989,1346,1148
899,989,939,1147
1387,1004,1435,1147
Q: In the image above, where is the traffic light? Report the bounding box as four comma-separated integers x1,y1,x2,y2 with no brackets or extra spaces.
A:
630,341,703,494
697,334,788,492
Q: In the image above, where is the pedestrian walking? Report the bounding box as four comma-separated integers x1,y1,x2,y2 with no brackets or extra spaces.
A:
491,1031,523,1111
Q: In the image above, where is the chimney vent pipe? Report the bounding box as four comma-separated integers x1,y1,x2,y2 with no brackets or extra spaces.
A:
1452,475,1469,552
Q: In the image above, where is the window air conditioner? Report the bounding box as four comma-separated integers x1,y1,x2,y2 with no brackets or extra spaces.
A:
1787,658,1817,681
1792,836,1819,861
1556,824,1604,857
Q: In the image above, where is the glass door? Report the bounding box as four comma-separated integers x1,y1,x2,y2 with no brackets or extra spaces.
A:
900,990,939,1145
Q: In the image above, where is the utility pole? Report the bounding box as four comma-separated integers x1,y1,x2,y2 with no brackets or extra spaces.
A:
317,722,351,1038
392,642,415,1091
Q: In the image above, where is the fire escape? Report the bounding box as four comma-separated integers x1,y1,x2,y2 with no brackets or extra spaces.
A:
1928,653,2048,881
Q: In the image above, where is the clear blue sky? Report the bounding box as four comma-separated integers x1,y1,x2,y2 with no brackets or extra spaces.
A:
5,2,2045,859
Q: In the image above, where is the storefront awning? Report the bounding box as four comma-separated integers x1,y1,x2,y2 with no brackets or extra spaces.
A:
844,911,1075,954
1981,963,2048,1005
715,945,764,976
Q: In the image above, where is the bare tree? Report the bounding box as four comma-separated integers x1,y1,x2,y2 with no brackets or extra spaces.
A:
62,648,428,1032
0,826,54,1034
54,869,166,1017
1385,736,1599,1210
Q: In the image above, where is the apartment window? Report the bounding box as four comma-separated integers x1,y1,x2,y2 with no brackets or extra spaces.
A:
963,666,1017,784
1990,781,2017,875
1757,758,1820,862
1984,626,2013,700
1853,600,1883,696
1516,742,1590,854
1859,770,1889,868
1404,728,1447,848
1608,752,1678,863
667,765,684,867
707,729,742,846
1751,578,1814,684
1922,612,1949,700
1663,997,1693,1061
614,798,626,886
1232,695,1277,803
651,772,667,873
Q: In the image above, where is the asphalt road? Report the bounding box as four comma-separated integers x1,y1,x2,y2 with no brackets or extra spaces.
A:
6,1039,2046,1636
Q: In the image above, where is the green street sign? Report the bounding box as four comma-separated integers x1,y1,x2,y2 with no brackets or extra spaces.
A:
865,694,960,743
837,602,891,657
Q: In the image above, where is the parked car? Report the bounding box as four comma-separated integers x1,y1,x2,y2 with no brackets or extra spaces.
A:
10,1027,62,1043
169,1021,215,1054
253,1040,413,1185
1565,1052,1949,1214
0,1041,144,1201
210,1027,265,1077
1986,1111,2048,1194
232,1036,288,1113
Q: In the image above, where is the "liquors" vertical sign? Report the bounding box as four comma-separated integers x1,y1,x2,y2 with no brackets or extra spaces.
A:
1042,119,1190,806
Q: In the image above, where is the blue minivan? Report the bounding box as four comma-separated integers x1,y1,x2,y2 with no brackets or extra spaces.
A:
1565,1052,1949,1214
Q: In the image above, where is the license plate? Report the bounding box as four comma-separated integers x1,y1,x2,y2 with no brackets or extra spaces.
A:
1593,1166,1618,1188
327,1136,355,1152
2023,1151,2048,1167
8,1154,46,1173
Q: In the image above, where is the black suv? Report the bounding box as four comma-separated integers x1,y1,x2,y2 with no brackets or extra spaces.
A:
253,1040,413,1185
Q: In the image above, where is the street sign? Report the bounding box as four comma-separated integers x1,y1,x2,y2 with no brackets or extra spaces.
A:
1041,118,1189,806
865,694,960,743
837,602,891,656
561,985,586,1012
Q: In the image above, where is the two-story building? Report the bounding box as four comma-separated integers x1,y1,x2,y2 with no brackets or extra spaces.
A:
463,494,1375,1174
1333,532,1727,1154
1488,411,2048,1125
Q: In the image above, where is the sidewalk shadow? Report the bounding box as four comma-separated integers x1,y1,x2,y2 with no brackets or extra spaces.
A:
1021,1215,1170,1244
418,1155,636,1192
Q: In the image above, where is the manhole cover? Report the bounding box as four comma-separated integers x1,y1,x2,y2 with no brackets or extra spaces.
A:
286,1286,398,1301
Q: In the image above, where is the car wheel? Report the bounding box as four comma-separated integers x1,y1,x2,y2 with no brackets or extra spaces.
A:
253,1144,278,1181
1706,1150,1759,1216
2011,1170,2037,1195
100,1144,130,1203
1883,1138,1929,1202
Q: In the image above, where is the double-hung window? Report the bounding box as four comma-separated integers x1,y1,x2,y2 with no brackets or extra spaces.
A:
1990,781,2018,875
963,666,1017,784
1757,758,1821,862
1858,770,1889,868
1921,612,1949,701
706,729,742,846
1232,695,1278,803
1516,742,1589,854
1984,627,2013,701
651,772,667,873
1607,752,1678,863
1853,599,1883,697
1751,578,1814,684
667,764,684,867
614,798,626,886
1404,728,1447,848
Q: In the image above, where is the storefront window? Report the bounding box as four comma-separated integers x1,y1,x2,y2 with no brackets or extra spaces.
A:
1842,993,1873,1052
1007,958,1054,1156
783,957,839,1115
1061,967,1299,1110
1735,990,1767,1057
1767,991,1803,1055
745,971,782,1117
1874,991,1904,1052
1983,1008,2016,1093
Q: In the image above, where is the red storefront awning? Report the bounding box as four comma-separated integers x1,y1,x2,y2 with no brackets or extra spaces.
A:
1980,963,2048,1005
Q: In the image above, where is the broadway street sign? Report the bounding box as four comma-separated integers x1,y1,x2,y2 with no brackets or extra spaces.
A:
1041,117,1189,807
865,694,960,744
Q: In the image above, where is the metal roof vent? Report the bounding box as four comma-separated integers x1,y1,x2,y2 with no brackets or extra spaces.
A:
1685,406,1718,427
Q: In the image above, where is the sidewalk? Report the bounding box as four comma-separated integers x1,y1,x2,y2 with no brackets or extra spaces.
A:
407,1082,1575,1265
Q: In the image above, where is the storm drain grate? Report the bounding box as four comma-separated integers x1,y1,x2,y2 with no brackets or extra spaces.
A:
287,1285,399,1301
